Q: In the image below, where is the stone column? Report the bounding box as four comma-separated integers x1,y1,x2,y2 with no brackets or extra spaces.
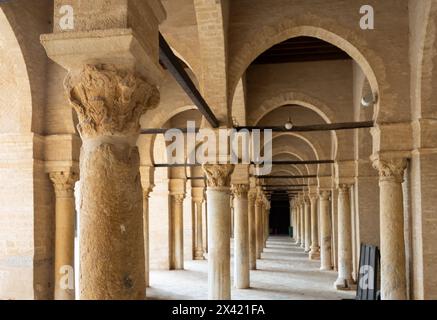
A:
264,200,270,246
289,201,294,238
49,169,79,300
294,202,301,245
248,190,257,270
300,200,305,249
232,184,250,289
255,196,264,259
304,197,311,253
62,65,159,299
203,202,208,254
319,190,332,270
142,187,152,287
193,197,205,260
373,158,408,300
309,194,320,260
203,164,235,300
334,184,355,290
172,194,185,270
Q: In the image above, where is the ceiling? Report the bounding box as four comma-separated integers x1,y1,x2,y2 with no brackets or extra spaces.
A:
252,36,351,65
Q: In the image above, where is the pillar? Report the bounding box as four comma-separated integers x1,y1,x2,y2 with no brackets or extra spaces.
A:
49,170,79,300
248,190,257,270
41,0,165,300
203,164,235,300
255,196,264,259
71,66,158,299
304,197,311,253
300,201,305,249
373,158,408,300
142,187,152,287
319,190,332,271
232,184,250,289
294,202,301,245
334,184,355,290
194,196,205,260
264,200,270,246
289,201,294,238
309,194,320,260
172,194,185,270
203,201,208,254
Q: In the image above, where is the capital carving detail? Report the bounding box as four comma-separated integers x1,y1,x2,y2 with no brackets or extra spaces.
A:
49,170,79,198
338,184,350,193
231,184,249,198
202,164,235,188
248,191,257,202
65,64,160,138
319,190,330,201
174,194,185,204
372,158,408,183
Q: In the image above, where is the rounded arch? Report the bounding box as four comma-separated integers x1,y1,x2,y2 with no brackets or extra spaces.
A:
229,25,381,121
0,8,32,133
251,91,335,126
256,96,338,165
414,1,437,120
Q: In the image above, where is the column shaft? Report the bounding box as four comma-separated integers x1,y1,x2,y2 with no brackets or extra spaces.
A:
255,198,263,258
319,191,332,270
232,185,250,289
300,203,305,248
374,158,408,300
50,170,78,300
194,200,205,260
304,199,311,252
334,185,354,290
143,190,151,287
248,191,257,270
309,195,320,260
203,164,234,300
172,195,185,270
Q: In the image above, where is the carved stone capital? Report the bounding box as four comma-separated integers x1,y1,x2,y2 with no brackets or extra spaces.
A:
202,164,235,188
49,170,79,198
231,184,249,199
248,190,257,202
142,187,154,199
174,194,185,204
65,64,160,138
338,184,351,194
319,190,331,201
372,158,408,183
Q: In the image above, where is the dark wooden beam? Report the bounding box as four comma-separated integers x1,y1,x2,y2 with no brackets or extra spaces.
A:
253,160,333,165
253,175,317,179
159,33,219,128
155,161,331,168
141,128,200,134
236,121,374,132
262,184,307,187
141,121,373,135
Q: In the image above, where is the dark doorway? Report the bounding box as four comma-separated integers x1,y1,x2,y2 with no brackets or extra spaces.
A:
269,200,290,235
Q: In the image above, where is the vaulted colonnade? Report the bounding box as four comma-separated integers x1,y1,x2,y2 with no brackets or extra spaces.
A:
1,0,437,301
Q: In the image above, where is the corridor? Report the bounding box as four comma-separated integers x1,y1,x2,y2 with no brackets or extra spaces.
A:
148,236,354,300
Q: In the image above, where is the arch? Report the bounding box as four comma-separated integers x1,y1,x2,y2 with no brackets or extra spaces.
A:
251,91,335,126
229,25,381,121
0,8,32,133
256,97,337,168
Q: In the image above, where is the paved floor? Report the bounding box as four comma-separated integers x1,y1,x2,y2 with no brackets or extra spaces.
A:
147,236,355,300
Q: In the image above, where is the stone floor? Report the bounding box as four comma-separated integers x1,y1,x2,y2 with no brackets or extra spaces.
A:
147,236,355,300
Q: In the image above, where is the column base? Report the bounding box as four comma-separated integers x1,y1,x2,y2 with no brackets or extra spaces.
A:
320,266,332,271
334,277,356,291
309,251,320,260
194,250,205,260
